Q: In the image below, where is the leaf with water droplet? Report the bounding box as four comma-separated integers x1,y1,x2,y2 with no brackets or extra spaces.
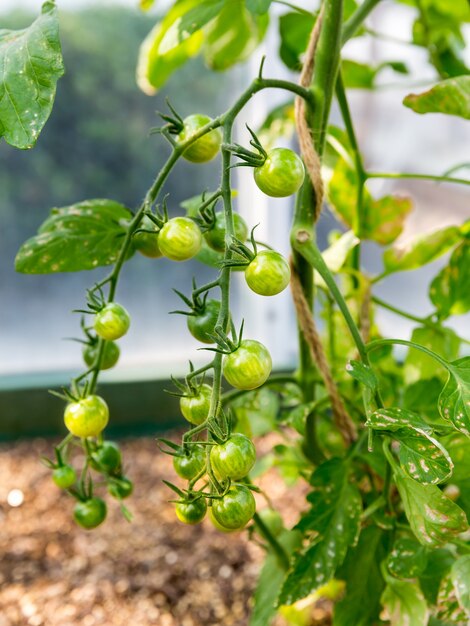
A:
277,458,362,606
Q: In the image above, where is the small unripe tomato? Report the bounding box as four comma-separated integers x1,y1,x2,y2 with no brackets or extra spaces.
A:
223,340,272,390
210,433,256,481
108,476,133,500
94,303,130,341
211,485,256,530
254,147,305,197
74,497,107,529
173,446,206,480
52,465,77,489
83,341,120,370
177,114,222,163
204,212,249,252
91,441,122,473
180,384,212,425
208,507,238,533
245,250,291,296
133,216,162,258
257,508,284,537
187,299,221,344
64,395,109,438
158,217,202,262
175,497,207,525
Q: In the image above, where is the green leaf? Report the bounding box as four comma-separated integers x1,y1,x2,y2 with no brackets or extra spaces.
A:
279,12,316,71
404,326,460,385
315,230,359,289
436,572,469,624
250,529,302,626
381,578,429,626
368,408,453,484
430,242,470,319
258,100,295,148
451,555,470,618
232,387,280,437
333,526,386,626
246,0,272,14
203,0,268,71
0,1,64,149
387,537,428,579
139,0,156,10
326,158,412,245
342,59,409,90
383,225,461,274
439,357,470,437
278,459,362,605
396,472,468,547
419,548,455,605
15,199,133,274
345,360,378,390
403,77,470,119
443,434,470,483
403,378,443,425
137,0,207,94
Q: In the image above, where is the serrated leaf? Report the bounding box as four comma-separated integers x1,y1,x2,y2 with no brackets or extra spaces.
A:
246,0,272,14
404,77,470,119
451,555,470,617
430,242,470,319
404,326,460,385
0,1,64,149
137,0,206,94
250,529,302,626
203,0,268,71
333,526,385,626
278,459,362,605
345,360,378,390
381,578,429,626
327,158,412,245
383,225,461,274
15,199,133,274
396,472,468,547
439,357,470,437
387,537,428,579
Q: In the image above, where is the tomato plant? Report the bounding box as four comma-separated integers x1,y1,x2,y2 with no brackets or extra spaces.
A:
9,0,470,624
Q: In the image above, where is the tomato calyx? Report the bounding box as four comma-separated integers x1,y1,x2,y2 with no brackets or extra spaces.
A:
224,124,267,168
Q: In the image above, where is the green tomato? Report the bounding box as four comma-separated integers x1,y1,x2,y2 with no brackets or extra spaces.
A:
180,384,212,425
257,508,284,537
91,441,122,474
177,114,222,163
94,303,130,341
158,217,202,262
83,341,120,370
133,216,162,258
52,465,77,489
208,507,238,533
211,485,256,530
223,340,272,390
245,250,291,296
187,299,221,344
74,497,107,529
173,446,206,480
254,147,305,197
64,395,109,438
204,212,248,252
108,476,133,500
175,498,207,525
210,433,256,481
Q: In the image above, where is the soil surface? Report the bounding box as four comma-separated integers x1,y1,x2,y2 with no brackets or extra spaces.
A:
0,435,329,626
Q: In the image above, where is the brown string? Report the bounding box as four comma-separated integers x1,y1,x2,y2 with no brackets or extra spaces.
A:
290,12,357,445
290,258,357,445
294,8,324,222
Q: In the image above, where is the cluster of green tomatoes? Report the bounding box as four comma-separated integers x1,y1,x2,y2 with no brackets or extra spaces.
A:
49,112,305,531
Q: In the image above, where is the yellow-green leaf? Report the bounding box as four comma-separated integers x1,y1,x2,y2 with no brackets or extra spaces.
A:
404,77,470,119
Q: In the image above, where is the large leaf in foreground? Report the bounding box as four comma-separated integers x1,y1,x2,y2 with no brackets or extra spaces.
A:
278,459,362,605
439,357,470,437
15,199,133,273
396,472,468,547
0,1,64,149
404,77,470,119
381,578,429,626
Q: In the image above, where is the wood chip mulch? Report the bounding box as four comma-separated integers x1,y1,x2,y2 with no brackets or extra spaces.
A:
0,435,330,626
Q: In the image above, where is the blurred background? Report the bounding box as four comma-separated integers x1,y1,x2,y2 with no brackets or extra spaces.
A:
0,0,469,430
